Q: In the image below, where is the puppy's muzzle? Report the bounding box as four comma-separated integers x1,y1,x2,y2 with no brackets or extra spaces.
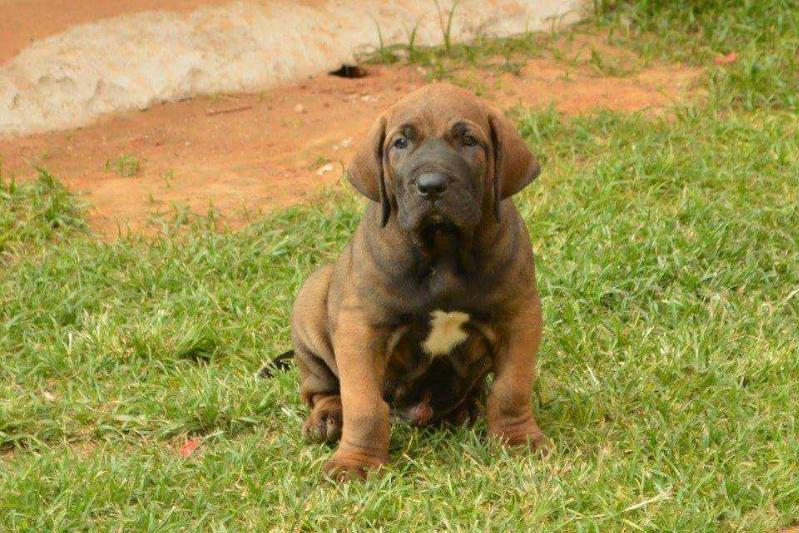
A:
416,172,448,200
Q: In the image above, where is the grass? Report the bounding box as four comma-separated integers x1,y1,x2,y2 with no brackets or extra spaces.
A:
596,0,799,111
105,154,141,177
2,1,799,530
360,1,558,81
367,0,799,108
0,169,87,260
362,28,554,81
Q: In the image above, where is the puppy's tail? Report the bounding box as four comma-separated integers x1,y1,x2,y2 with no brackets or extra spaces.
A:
257,349,295,378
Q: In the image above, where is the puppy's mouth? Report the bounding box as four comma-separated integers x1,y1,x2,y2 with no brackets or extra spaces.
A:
414,214,462,249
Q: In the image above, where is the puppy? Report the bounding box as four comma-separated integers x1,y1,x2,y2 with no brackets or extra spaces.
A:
290,83,547,479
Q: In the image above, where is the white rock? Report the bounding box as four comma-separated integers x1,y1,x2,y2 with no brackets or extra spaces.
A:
316,163,335,175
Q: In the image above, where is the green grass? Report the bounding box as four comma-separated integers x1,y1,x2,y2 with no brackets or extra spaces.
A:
360,1,559,82
105,154,141,177
3,2,799,530
362,28,554,82
596,0,799,111
1,169,87,261
366,0,799,110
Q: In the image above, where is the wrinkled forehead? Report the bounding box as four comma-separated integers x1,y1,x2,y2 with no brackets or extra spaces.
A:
384,89,490,138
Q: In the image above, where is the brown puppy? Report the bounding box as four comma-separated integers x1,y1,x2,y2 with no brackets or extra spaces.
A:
291,83,547,480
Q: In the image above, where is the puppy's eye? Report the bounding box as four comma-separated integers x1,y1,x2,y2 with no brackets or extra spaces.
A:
393,137,409,150
462,135,478,147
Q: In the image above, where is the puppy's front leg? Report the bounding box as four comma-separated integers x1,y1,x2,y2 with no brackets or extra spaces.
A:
323,305,390,480
487,295,549,451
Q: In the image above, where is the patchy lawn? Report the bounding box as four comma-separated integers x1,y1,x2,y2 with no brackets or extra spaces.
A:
1,1,798,530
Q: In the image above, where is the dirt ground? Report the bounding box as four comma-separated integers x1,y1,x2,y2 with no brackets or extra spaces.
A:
0,33,702,238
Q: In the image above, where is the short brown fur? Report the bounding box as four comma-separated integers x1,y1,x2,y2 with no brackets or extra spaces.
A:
290,83,548,480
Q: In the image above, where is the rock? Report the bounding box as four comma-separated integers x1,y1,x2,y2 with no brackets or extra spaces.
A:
316,162,335,175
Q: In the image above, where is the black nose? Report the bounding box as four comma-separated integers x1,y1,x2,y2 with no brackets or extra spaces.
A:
416,173,448,198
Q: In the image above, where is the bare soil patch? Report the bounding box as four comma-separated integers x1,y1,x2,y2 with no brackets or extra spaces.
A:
0,34,702,239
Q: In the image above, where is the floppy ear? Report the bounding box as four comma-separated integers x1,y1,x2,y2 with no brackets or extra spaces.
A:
347,115,391,227
489,109,541,220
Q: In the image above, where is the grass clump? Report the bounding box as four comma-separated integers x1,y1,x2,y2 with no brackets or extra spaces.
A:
363,30,554,81
0,168,86,260
105,154,141,177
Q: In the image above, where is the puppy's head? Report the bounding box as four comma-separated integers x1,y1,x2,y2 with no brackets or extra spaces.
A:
348,83,539,247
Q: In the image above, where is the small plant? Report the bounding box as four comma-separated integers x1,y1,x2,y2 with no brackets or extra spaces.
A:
589,47,605,71
449,75,488,96
105,154,140,177
434,0,462,54
1,169,85,257
404,19,423,62
310,156,329,169
369,17,399,64
161,169,175,188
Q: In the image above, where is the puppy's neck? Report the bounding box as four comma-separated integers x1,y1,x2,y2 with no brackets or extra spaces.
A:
369,203,506,277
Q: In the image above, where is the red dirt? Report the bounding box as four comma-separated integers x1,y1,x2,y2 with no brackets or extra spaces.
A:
0,34,702,239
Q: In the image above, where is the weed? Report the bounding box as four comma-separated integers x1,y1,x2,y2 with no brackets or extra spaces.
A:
105,154,140,177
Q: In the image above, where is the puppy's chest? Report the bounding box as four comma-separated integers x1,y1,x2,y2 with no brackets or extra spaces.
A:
383,308,494,419
389,307,493,364
421,309,471,357
385,263,497,361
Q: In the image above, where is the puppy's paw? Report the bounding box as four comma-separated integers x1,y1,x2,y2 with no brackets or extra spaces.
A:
489,423,552,455
302,395,343,443
322,451,387,482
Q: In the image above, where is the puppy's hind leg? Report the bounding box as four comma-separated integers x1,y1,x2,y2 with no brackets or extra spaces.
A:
291,265,342,443
303,391,343,444
296,345,342,443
